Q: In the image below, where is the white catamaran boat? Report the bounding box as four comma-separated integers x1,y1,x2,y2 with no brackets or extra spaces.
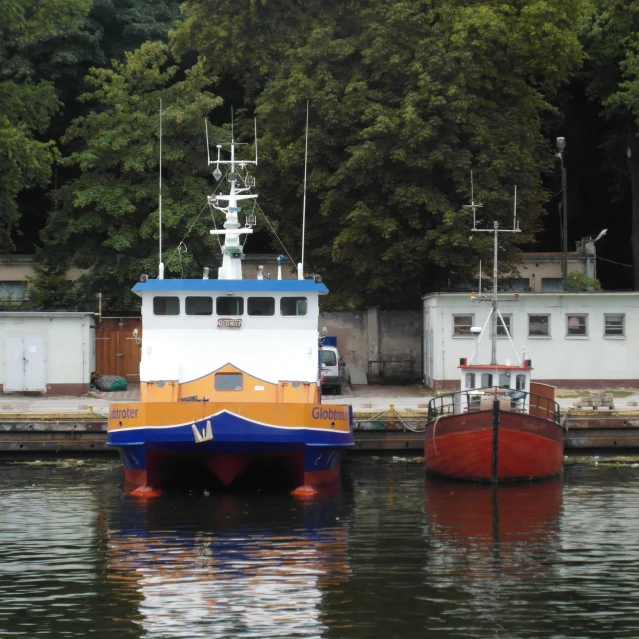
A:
107,120,353,496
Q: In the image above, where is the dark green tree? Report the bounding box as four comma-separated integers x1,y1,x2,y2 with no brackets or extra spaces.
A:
173,0,585,308
0,0,92,253
41,41,223,310
581,0,639,289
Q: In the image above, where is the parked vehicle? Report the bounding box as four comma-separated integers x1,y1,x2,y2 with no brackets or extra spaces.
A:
321,345,343,395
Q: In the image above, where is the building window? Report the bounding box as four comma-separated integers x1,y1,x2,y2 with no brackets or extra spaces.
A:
566,313,588,337
481,373,493,387
0,281,28,300
185,296,213,316
281,297,307,316
492,314,512,337
153,296,180,315
453,314,474,336
604,314,625,337
217,296,244,316
509,278,530,291
516,374,526,391
528,314,550,337
465,373,476,389
248,297,275,316
214,373,243,391
542,278,563,292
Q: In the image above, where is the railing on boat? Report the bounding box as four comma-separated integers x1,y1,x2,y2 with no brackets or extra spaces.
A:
427,387,561,424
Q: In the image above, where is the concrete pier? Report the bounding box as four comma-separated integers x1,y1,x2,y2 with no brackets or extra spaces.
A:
1,385,639,452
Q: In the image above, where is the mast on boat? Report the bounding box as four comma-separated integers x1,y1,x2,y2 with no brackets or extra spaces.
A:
466,182,521,365
206,118,259,280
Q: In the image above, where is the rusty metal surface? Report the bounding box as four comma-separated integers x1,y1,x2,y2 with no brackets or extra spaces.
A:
565,418,639,429
0,421,107,432
0,440,109,451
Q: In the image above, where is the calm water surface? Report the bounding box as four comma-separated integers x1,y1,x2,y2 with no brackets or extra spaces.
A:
1,456,638,638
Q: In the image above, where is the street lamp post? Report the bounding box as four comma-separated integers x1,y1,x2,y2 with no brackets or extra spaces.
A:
556,137,568,291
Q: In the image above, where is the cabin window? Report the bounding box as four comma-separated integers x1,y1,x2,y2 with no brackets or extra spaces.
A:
217,296,244,316
516,374,526,391
499,373,511,388
153,296,180,315
492,314,512,337
481,373,493,387
185,296,213,316
528,314,550,337
566,313,588,337
604,313,625,337
214,373,243,391
281,297,307,316
248,297,275,316
453,314,474,336
465,373,476,389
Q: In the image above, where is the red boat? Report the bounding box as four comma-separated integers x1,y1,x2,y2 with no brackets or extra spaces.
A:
424,196,565,482
425,375,564,481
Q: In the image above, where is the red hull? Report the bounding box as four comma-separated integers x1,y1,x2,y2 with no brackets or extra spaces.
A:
425,409,563,482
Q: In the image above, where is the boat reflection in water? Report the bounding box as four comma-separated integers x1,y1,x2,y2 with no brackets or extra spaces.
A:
424,478,563,583
106,493,350,638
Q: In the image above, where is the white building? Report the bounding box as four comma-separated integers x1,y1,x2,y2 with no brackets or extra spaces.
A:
0,312,95,395
422,292,637,390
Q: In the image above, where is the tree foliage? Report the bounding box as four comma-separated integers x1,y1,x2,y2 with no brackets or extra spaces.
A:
0,0,92,253
567,270,602,291
41,41,223,309
173,0,585,308
580,0,639,289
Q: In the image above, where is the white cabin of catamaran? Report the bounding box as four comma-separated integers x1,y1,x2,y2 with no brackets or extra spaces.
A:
133,278,327,403
134,120,327,405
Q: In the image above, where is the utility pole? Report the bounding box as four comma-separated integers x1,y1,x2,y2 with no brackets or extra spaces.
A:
556,137,568,291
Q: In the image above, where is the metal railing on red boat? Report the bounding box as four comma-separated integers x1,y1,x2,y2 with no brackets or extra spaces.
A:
427,387,561,424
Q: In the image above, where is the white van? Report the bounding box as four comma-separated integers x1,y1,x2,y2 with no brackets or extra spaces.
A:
321,345,343,395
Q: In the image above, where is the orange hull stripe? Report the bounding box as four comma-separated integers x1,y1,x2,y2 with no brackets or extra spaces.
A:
108,402,351,433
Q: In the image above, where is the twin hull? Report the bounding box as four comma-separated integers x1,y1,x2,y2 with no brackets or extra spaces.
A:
107,401,353,491
424,409,564,482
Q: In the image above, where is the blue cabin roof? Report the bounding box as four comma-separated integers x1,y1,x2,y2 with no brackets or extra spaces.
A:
133,279,328,294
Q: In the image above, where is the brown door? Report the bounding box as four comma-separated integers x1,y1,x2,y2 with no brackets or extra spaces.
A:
95,317,142,379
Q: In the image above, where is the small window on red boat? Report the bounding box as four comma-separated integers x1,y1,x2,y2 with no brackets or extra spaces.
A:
481,373,493,387
516,374,526,391
215,373,243,391
465,373,476,389
499,373,511,388
153,296,180,315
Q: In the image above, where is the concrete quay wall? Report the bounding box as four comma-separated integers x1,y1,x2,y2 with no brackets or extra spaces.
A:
1,413,638,452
